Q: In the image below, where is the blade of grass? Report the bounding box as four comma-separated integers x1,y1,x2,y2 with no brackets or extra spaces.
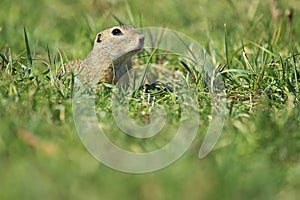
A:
180,61,196,81
7,48,13,74
292,51,299,93
23,27,33,69
47,45,52,66
250,41,279,59
224,24,229,66
124,0,135,25
112,14,124,25
173,31,198,65
241,41,254,72
132,48,157,98
0,51,8,71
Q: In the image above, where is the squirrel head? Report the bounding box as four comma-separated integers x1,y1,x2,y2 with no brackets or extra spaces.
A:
92,25,144,64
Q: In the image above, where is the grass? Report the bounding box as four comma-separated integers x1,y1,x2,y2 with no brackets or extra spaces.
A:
1,0,300,199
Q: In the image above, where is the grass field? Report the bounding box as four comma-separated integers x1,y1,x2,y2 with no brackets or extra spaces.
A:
1,0,300,199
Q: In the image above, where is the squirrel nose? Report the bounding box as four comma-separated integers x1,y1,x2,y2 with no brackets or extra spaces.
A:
139,35,145,46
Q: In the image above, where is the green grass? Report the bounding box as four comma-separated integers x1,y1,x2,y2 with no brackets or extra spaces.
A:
1,0,300,199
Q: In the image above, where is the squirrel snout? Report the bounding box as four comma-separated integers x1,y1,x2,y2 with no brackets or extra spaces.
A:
138,35,145,49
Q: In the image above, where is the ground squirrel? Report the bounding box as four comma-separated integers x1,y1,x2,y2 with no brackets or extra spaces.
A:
60,25,144,84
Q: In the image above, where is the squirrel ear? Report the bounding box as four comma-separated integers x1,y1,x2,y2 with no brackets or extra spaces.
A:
96,33,102,43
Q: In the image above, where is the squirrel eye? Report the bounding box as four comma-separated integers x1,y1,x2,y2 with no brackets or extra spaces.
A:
96,33,102,43
111,28,123,36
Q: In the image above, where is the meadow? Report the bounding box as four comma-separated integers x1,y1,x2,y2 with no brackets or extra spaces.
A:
1,0,300,199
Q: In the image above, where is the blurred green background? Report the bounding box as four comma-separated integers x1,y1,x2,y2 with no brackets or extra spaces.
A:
1,0,300,199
